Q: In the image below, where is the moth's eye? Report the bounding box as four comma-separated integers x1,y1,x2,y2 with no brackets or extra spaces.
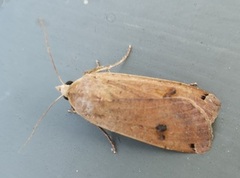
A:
65,81,73,85
63,81,73,100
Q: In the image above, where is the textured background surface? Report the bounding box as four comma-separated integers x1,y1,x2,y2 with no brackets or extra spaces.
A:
1,0,239,177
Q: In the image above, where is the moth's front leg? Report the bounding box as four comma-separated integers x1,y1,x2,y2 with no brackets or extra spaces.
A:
68,106,77,114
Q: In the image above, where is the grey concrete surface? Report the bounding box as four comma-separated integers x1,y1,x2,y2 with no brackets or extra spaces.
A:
1,0,239,178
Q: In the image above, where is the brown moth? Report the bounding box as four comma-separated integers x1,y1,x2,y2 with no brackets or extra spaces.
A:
56,61,221,154
24,19,221,154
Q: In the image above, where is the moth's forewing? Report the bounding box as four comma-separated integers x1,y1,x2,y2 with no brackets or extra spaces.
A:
68,73,221,153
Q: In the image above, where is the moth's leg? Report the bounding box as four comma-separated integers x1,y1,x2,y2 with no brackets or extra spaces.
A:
68,106,77,114
95,60,110,72
189,82,198,87
98,127,117,154
95,60,101,67
85,45,132,74
97,45,132,72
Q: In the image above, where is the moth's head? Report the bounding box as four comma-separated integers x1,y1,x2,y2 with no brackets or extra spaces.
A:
55,80,73,100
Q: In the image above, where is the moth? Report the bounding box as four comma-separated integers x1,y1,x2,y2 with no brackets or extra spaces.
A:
23,19,221,154
58,58,221,153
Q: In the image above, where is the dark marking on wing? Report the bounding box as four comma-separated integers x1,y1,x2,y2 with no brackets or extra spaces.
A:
189,143,195,150
156,124,167,132
201,93,209,100
156,124,167,140
163,87,176,97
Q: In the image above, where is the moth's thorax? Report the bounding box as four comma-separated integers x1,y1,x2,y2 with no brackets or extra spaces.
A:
55,84,70,97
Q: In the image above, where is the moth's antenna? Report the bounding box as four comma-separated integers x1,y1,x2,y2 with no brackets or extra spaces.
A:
38,18,64,84
19,95,63,152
